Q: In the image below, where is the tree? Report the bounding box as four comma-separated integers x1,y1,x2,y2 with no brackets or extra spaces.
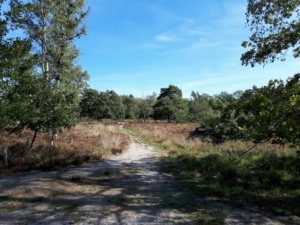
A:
153,85,187,122
7,0,89,143
153,97,177,122
157,85,182,100
189,92,216,123
80,88,100,120
79,90,125,121
0,1,37,131
96,90,125,120
137,93,157,122
203,75,300,146
241,0,300,66
122,94,139,119
104,91,125,120
234,74,300,146
96,91,112,120
239,1,300,147
173,98,189,123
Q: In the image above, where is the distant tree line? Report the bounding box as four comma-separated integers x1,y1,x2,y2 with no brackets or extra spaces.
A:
79,84,242,124
80,76,300,147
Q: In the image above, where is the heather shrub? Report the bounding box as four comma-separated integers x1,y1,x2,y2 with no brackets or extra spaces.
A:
0,121,129,173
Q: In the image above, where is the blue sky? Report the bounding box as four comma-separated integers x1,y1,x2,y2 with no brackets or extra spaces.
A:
76,0,299,98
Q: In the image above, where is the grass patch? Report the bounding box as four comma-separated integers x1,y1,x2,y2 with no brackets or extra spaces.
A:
161,152,300,216
161,153,300,216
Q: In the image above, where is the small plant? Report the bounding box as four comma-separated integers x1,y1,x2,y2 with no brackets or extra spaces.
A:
91,148,102,159
161,143,171,150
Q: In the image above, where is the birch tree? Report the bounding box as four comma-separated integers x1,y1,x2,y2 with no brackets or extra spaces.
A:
8,0,89,144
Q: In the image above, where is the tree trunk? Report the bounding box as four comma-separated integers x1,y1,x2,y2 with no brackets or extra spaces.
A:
30,129,39,149
2,145,8,166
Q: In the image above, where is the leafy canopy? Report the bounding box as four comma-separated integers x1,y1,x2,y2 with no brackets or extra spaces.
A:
242,0,300,66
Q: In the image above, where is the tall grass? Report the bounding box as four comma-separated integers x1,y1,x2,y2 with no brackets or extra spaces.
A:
0,121,129,173
127,121,300,217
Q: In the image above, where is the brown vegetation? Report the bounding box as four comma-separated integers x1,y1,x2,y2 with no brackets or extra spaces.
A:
0,121,129,174
126,121,292,154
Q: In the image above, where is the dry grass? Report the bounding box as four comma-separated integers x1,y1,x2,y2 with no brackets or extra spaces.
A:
126,121,292,155
0,121,129,173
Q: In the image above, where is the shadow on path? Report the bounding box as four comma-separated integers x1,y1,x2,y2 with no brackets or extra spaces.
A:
0,142,292,225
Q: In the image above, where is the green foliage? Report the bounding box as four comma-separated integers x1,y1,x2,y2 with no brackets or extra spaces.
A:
1,0,89,142
188,75,300,147
122,94,140,119
153,96,177,122
173,98,189,123
242,0,300,66
189,92,220,124
0,3,38,130
157,84,182,100
232,74,300,146
103,90,125,120
79,85,244,126
80,88,100,120
238,0,300,146
80,89,125,120
137,93,157,122
153,85,188,122
161,150,300,216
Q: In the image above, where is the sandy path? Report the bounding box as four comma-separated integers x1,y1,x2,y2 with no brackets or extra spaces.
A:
0,137,295,225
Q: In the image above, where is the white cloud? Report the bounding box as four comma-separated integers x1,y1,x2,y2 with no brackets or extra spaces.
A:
185,28,211,36
179,38,224,53
154,34,178,42
141,43,160,49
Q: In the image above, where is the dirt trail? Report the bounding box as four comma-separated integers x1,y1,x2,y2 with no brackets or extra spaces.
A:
0,136,295,224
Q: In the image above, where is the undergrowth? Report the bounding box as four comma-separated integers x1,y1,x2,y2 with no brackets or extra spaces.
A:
127,121,300,217
0,121,129,173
